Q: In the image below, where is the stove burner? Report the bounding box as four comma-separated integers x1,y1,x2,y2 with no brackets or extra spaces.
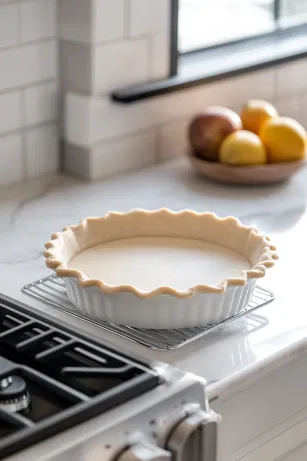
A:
0,375,30,413
0,294,159,460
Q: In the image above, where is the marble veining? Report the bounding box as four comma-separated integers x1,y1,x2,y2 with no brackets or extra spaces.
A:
1,158,307,395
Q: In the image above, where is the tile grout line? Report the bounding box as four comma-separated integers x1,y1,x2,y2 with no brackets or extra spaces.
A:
63,123,173,151
0,35,56,53
16,0,21,45
0,120,59,140
19,88,28,181
55,0,63,173
123,0,131,38
17,0,28,181
148,34,154,80
0,78,56,97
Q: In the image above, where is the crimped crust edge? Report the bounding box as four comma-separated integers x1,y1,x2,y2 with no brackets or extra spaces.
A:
44,209,278,299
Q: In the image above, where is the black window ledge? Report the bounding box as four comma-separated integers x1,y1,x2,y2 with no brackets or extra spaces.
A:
112,26,307,104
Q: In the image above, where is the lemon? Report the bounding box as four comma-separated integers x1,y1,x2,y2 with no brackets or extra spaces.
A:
219,130,267,166
241,99,278,135
260,117,306,163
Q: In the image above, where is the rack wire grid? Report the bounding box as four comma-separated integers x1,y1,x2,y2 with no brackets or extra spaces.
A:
22,275,275,350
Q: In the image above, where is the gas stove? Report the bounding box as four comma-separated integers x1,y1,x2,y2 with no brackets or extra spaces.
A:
0,294,218,461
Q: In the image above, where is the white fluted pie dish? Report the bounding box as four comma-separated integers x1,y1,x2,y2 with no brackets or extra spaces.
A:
44,209,278,329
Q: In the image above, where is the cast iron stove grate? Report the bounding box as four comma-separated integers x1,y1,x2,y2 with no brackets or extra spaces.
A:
0,294,159,460
23,275,275,350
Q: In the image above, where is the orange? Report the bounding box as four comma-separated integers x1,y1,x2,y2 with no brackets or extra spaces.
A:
241,100,278,135
260,117,307,163
219,130,267,166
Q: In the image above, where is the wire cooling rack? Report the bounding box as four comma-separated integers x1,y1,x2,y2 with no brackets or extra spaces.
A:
22,275,274,350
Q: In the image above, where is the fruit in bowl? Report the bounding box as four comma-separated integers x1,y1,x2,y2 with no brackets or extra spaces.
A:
219,130,267,166
188,107,242,161
187,99,307,184
240,99,278,135
260,116,307,163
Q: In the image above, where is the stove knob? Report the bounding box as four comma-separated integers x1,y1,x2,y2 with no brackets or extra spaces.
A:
165,410,218,461
114,442,171,461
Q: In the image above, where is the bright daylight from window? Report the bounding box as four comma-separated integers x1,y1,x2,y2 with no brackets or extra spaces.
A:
179,0,307,53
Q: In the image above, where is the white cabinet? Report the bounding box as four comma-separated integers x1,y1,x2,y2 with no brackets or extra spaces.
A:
238,415,307,461
280,443,307,461
212,351,307,461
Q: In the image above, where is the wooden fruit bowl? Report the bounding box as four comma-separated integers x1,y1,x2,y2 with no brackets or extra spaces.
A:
187,151,306,185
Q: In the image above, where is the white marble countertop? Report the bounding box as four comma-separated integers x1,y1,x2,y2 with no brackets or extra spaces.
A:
1,158,307,398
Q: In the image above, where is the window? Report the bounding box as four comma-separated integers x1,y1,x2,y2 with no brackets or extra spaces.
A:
179,0,307,54
112,0,307,102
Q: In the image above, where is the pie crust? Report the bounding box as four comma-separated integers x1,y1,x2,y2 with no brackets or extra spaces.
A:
44,209,277,329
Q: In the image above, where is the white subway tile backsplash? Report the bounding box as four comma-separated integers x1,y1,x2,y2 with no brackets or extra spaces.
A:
65,93,91,146
0,47,20,90
66,92,151,146
0,41,57,91
0,134,23,186
299,94,307,130
60,41,92,92
89,130,157,179
21,40,57,86
0,3,19,49
158,118,189,161
129,0,170,36
25,124,59,179
66,69,274,147
61,36,150,93
274,96,301,121
65,130,157,180
276,59,307,97
93,38,149,92
64,144,90,178
59,0,92,43
0,91,21,134
20,0,57,43
219,69,275,107
63,90,194,147
0,0,59,187
151,32,170,80
24,81,57,126
93,0,124,43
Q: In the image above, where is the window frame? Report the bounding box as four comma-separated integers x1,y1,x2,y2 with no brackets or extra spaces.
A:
111,0,307,103
175,0,307,61
170,0,179,76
